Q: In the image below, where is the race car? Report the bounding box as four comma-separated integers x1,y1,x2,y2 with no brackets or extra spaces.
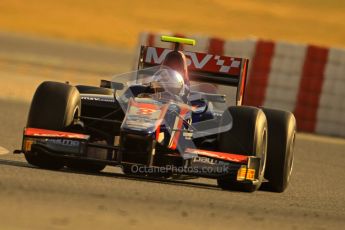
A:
16,36,296,192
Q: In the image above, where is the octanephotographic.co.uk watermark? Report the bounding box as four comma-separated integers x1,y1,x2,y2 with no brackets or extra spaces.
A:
128,165,230,174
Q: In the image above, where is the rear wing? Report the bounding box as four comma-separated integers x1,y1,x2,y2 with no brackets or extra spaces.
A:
137,46,249,105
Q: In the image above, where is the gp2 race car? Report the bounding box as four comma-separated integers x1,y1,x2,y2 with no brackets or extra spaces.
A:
16,36,296,192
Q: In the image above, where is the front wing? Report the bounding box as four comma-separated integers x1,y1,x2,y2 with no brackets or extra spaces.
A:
19,128,261,184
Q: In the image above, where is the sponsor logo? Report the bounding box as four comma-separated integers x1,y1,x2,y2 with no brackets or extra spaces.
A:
185,148,248,163
192,156,230,166
136,108,156,115
144,47,241,74
81,96,115,102
45,139,80,147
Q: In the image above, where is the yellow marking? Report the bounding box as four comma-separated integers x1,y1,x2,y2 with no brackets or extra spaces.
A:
161,36,196,46
246,169,255,181
158,132,165,143
237,165,247,181
24,140,33,151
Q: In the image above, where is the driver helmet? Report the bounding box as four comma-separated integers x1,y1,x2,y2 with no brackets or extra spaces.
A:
151,67,185,96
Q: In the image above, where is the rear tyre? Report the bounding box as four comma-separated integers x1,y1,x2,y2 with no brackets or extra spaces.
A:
261,108,296,192
25,81,81,170
217,106,267,192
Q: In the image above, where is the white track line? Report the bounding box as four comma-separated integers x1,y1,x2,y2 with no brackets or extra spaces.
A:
0,146,9,155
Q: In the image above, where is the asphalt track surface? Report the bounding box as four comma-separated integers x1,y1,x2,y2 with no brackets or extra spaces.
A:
0,32,344,230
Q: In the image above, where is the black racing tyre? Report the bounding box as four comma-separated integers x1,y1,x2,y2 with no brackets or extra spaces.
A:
25,81,81,169
260,108,296,192
76,85,113,95
217,106,268,192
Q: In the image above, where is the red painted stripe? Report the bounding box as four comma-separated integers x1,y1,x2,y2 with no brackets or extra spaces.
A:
155,125,161,141
208,38,225,55
237,59,249,105
294,45,329,132
243,40,275,106
156,104,169,141
131,99,160,110
147,33,155,47
170,106,190,150
24,128,90,140
185,148,248,163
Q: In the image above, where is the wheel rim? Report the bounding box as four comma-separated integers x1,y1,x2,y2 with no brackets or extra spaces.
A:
259,128,268,179
286,131,296,183
73,106,80,122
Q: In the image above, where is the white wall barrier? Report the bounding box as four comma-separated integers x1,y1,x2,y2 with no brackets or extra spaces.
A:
137,32,345,137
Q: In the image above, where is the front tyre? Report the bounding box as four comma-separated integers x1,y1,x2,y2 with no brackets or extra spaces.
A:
25,81,81,170
217,106,268,192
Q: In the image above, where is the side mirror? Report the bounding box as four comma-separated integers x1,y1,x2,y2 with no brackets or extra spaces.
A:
112,82,124,90
100,80,124,90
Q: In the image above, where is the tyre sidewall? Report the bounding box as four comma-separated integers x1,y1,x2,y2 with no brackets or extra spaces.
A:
262,108,296,192
217,106,268,192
